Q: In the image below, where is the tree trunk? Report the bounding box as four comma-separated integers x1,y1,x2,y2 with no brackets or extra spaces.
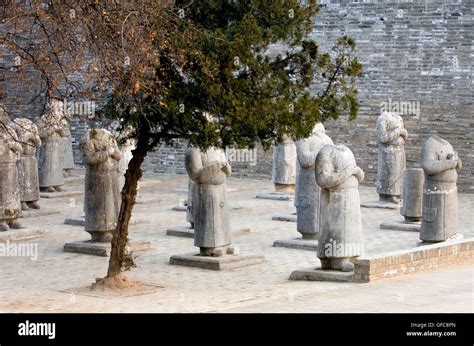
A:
107,130,149,278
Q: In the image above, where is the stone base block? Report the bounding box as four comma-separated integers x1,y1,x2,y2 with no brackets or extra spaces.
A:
0,228,46,242
172,205,187,212
169,252,265,270
272,213,297,222
40,190,83,199
360,201,399,210
20,208,61,219
64,216,145,227
256,192,292,201
289,268,354,282
63,240,152,257
380,220,421,232
166,226,251,238
273,238,318,251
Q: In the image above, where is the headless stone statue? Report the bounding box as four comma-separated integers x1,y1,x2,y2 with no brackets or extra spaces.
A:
81,129,122,242
420,135,462,242
0,109,23,231
315,144,364,272
186,178,196,228
37,100,66,192
294,123,333,240
59,106,75,177
14,118,41,211
272,134,296,195
185,146,232,256
400,168,424,222
376,112,407,204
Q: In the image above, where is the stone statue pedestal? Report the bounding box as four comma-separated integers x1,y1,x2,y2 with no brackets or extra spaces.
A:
271,213,297,222
169,252,265,270
63,239,151,257
64,215,145,227
172,205,187,212
360,200,399,210
166,226,250,238
289,268,354,282
256,192,293,201
273,238,318,251
0,228,46,242
380,220,421,232
40,189,82,199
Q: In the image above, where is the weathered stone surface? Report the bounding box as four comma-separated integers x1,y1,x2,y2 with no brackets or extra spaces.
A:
420,136,461,243
186,179,195,227
185,147,231,255
376,112,407,203
380,220,421,232
64,240,151,257
315,144,364,272
289,268,354,282
37,99,66,189
0,228,46,242
272,214,297,222
14,118,41,209
0,110,23,232
39,190,82,199
400,168,424,222
295,124,333,239
59,114,75,173
256,192,292,201
273,238,318,251
272,135,296,194
169,252,265,270
82,129,122,242
166,226,250,238
20,209,60,219
172,205,187,212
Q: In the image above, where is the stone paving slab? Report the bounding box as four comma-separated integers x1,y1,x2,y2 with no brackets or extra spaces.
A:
0,228,46,242
290,268,354,282
361,201,399,210
380,220,421,232
40,190,83,199
256,192,293,201
166,226,251,238
272,213,297,222
19,208,61,219
170,252,265,270
64,215,146,227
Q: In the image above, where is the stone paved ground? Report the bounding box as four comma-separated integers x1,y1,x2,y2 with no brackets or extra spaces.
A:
0,171,472,313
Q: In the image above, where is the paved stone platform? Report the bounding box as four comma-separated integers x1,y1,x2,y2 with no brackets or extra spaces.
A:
0,228,46,242
0,172,472,313
40,190,83,199
290,268,354,282
64,215,146,227
20,208,61,219
256,192,293,201
361,201,399,210
273,238,318,251
170,252,265,270
272,213,297,222
380,220,421,232
64,240,152,257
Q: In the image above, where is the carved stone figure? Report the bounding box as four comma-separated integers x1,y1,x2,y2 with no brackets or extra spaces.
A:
185,147,232,256
186,179,196,228
294,123,333,240
400,168,424,222
420,135,462,242
376,112,407,204
81,129,122,242
0,109,23,231
315,144,364,272
272,135,296,195
37,100,66,192
59,106,75,177
14,118,41,210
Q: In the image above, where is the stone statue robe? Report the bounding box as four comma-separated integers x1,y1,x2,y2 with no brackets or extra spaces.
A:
295,126,333,236
82,129,122,242
420,136,461,242
37,114,65,188
59,117,75,171
15,118,41,203
272,135,296,185
315,145,364,259
0,123,22,222
376,112,406,197
186,178,196,227
185,147,231,249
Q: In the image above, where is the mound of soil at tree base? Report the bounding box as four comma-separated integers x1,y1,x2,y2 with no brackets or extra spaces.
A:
90,274,150,292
